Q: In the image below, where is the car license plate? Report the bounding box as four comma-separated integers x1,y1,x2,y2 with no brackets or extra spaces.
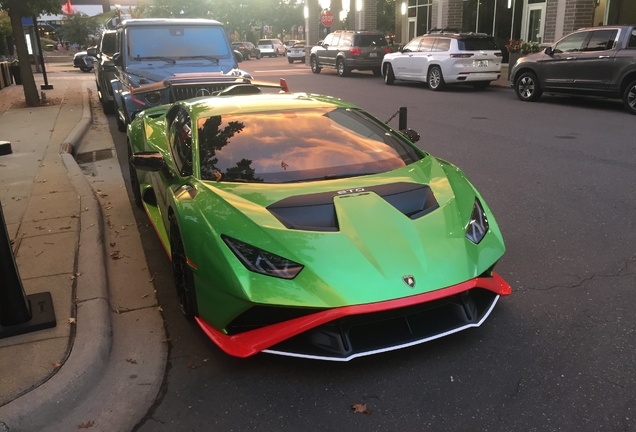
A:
475,60,488,67
369,52,377,58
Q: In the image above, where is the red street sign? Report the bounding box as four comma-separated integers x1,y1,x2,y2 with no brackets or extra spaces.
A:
320,10,335,27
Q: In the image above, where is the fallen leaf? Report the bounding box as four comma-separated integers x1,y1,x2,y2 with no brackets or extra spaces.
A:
77,420,94,429
187,363,197,370
141,294,149,299
351,403,372,414
110,242,116,247
110,251,123,260
161,338,171,343
68,317,76,324
53,363,62,368
148,276,155,283
157,306,163,312
126,358,137,364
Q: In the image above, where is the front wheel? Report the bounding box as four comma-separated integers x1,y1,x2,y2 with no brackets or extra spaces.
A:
427,66,445,91
288,58,293,64
384,64,395,85
256,53,261,60
622,80,636,115
337,59,350,77
79,66,93,73
311,57,321,74
515,71,543,102
169,214,198,320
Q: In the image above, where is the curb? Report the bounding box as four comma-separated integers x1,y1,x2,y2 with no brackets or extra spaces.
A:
0,83,112,431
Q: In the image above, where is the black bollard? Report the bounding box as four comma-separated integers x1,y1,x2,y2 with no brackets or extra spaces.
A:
398,106,407,131
0,199,56,339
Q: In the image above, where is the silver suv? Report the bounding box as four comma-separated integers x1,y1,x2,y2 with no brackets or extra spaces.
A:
310,30,389,77
382,30,502,90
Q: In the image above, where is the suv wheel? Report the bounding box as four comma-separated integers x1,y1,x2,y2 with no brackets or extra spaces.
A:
337,59,350,77
427,66,445,91
622,80,636,115
384,64,395,85
515,72,543,102
311,56,321,74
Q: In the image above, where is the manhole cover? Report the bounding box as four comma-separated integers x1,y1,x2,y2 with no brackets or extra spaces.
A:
75,149,114,164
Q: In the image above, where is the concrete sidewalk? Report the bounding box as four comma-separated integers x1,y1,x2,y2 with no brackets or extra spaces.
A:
0,72,165,431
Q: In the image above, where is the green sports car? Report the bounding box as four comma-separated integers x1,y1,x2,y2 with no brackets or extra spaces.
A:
127,83,511,361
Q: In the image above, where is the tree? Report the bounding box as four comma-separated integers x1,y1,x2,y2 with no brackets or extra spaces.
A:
376,0,395,35
58,11,98,46
0,11,12,55
0,0,66,106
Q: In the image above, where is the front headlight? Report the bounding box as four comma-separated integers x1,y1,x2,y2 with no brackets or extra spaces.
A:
144,91,162,105
465,198,489,244
222,235,303,279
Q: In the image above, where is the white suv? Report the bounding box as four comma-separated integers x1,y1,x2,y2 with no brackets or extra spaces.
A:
258,39,286,57
382,31,502,90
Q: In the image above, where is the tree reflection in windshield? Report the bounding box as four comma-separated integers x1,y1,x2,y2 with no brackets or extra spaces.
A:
198,116,262,182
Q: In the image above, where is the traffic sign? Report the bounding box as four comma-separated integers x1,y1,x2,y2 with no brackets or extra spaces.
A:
320,10,335,27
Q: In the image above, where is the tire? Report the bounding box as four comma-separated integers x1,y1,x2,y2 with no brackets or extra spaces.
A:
288,58,293,64
102,99,116,115
427,66,445,91
80,66,93,73
337,59,350,77
622,79,636,115
515,71,543,102
384,64,395,85
311,56,321,74
117,115,126,132
257,53,261,60
127,142,143,208
169,214,198,320
471,81,490,90
372,67,381,77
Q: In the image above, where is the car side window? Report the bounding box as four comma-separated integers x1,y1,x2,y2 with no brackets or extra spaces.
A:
169,107,193,177
553,31,589,53
419,37,436,52
583,30,618,52
340,34,353,47
432,38,450,52
331,34,341,46
323,34,334,46
403,37,421,52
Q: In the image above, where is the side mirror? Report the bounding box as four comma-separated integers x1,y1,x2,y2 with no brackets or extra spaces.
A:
234,50,243,63
398,45,404,53
545,46,553,56
87,47,97,57
131,152,166,171
400,128,420,143
112,52,123,67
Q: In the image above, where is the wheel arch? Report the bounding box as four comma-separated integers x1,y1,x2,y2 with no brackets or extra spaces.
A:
619,71,636,96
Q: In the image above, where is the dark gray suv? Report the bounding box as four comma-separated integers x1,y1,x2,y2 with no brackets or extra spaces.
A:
88,30,117,114
310,30,389,77
510,25,636,114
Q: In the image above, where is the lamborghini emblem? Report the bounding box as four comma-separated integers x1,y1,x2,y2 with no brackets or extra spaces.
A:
402,275,415,288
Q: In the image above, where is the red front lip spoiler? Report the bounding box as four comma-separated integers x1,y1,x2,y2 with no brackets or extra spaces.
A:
195,273,512,358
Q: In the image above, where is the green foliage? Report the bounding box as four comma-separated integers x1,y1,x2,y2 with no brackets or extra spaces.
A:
0,0,66,18
41,36,56,50
376,0,395,34
505,39,540,54
0,11,12,38
58,11,98,46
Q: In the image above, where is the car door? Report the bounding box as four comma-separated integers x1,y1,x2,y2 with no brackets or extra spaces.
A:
318,33,335,66
412,37,437,82
540,30,589,91
390,37,422,79
327,33,342,67
573,29,618,93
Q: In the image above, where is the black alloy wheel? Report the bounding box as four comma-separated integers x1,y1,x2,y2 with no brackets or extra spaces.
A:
311,56,321,74
515,71,543,102
169,214,198,320
127,142,143,208
427,66,445,91
384,64,395,85
622,80,636,115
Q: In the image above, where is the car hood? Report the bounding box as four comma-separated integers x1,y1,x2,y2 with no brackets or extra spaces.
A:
124,64,250,86
186,157,506,308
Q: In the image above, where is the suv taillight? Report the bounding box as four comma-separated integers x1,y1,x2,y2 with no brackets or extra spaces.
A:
384,48,391,54
349,48,362,56
450,53,474,58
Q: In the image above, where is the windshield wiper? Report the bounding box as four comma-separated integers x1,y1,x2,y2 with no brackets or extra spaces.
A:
179,56,220,63
135,56,176,64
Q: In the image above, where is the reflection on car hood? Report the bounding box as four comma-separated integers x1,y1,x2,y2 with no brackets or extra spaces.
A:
125,65,251,86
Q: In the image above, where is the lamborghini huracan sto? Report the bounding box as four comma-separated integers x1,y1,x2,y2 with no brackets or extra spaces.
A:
127,83,512,361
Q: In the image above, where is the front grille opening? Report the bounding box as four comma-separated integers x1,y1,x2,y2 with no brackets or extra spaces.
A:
226,305,325,335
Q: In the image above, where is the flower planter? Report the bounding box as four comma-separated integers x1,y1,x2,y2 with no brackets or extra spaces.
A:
9,65,22,85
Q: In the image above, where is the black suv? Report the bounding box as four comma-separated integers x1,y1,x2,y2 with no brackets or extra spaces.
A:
310,30,389,77
106,18,249,131
88,30,117,113
510,25,636,114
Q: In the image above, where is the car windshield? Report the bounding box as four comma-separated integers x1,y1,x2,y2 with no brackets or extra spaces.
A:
127,25,231,60
458,37,499,51
196,108,423,183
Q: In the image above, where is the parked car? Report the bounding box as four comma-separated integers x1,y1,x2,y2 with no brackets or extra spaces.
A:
88,30,117,113
109,18,250,132
287,42,306,63
127,81,511,361
310,30,390,77
73,50,95,73
510,25,636,115
382,30,502,90
231,41,261,60
257,38,286,57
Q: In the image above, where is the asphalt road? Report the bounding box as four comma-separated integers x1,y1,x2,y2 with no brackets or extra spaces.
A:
102,56,636,432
